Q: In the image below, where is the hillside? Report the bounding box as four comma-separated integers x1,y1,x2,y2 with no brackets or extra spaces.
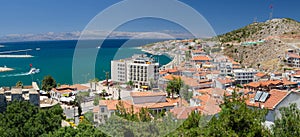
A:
221,18,300,72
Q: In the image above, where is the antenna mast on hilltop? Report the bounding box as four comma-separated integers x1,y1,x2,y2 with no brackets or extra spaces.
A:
269,4,274,20
253,17,258,23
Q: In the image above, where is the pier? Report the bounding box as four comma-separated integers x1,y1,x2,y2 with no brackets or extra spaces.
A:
0,55,33,58
0,49,33,58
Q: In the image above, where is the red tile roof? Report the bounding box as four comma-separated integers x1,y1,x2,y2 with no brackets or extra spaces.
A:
216,78,234,84
191,56,212,61
246,89,290,110
170,106,197,119
255,72,267,77
288,53,300,59
130,91,166,97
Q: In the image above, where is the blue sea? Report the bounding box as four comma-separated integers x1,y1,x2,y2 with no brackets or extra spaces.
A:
0,39,171,87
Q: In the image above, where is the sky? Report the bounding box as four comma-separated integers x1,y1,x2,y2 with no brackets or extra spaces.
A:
0,0,299,40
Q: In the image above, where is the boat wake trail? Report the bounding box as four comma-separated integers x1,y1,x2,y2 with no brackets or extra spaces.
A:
0,72,30,77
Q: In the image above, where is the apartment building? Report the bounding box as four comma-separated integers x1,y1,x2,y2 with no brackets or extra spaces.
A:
233,68,258,84
111,54,159,89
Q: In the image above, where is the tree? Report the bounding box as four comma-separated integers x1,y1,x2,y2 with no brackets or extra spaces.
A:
93,95,100,106
126,81,134,89
180,85,193,102
0,101,63,137
272,103,300,137
105,71,109,86
168,111,203,136
203,91,270,137
166,76,183,98
15,81,23,88
89,78,99,91
83,111,94,123
74,97,82,116
41,122,107,137
42,75,57,92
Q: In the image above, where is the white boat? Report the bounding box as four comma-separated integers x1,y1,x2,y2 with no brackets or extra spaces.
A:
36,48,40,51
28,68,40,74
97,46,100,49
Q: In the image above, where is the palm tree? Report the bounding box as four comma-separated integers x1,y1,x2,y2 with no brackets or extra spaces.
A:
126,81,134,89
89,78,99,91
105,71,109,86
166,76,183,98
15,81,23,88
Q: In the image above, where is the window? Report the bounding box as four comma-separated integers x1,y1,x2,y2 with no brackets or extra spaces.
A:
101,107,105,113
104,115,108,120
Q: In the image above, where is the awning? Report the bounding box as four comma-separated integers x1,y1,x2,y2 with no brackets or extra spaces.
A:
60,97,74,102
141,86,148,89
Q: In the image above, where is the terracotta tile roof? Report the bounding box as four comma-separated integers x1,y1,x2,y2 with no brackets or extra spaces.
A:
246,89,290,110
191,56,212,61
170,106,197,119
216,78,234,84
72,84,89,90
51,88,73,94
130,91,166,97
245,80,283,88
166,98,189,107
99,100,136,111
288,53,300,59
163,74,181,81
159,71,168,75
282,78,298,85
181,77,199,87
192,49,204,53
255,72,267,77
167,68,179,73
134,102,175,109
196,88,225,96
193,94,211,103
197,99,222,115
93,106,99,113
245,81,261,88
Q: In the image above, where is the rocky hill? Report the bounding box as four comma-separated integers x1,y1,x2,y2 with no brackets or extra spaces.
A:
221,18,300,72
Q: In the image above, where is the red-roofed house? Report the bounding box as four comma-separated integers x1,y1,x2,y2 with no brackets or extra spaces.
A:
286,53,300,68
191,56,212,63
214,78,234,89
245,89,300,122
254,72,270,82
93,91,178,125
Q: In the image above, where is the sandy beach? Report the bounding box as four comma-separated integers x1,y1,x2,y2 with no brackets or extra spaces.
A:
0,67,14,72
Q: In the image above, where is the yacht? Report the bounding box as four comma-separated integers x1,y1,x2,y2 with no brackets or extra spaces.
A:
28,68,40,74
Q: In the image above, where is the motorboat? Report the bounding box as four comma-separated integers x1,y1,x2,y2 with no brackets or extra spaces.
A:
28,68,40,74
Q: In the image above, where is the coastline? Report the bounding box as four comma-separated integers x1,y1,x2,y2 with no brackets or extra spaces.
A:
0,67,14,72
140,46,176,70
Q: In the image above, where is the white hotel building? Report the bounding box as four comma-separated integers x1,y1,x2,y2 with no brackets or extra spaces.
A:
111,54,159,89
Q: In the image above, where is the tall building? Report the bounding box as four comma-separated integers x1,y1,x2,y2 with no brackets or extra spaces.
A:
111,54,159,89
